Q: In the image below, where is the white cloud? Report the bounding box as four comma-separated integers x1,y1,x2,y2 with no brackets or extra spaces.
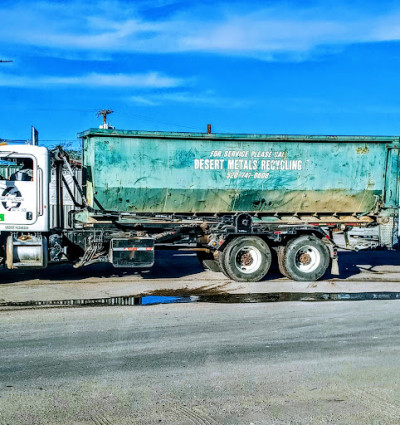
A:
128,91,252,107
1,1,400,61
0,72,183,88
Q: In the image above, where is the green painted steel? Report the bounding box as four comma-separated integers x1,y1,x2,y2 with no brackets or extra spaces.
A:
78,128,400,215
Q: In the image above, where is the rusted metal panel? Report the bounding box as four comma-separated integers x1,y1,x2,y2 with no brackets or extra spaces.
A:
78,128,400,216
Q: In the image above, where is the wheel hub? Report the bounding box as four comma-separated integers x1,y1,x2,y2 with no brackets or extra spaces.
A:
233,245,263,275
240,252,254,267
299,253,311,266
294,245,321,273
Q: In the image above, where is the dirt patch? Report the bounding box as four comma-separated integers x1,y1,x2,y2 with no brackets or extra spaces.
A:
142,283,232,297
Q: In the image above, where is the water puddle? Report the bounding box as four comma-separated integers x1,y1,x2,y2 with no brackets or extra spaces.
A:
1,292,400,309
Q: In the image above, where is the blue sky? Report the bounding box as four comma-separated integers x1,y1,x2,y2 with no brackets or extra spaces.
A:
2,0,400,147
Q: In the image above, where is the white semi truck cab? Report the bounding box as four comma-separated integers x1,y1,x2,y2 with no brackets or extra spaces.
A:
0,145,50,268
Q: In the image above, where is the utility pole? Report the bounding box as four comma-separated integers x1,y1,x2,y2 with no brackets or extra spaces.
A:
96,109,114,129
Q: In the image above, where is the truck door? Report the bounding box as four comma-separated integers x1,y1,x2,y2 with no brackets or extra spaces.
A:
0,154,38,225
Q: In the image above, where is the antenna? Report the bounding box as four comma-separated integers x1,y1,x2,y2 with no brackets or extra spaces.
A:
96,109,114,126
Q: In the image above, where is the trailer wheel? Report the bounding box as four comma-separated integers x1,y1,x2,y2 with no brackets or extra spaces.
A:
217,249,230,278
196,252,221,273
221,236,272,282
217,240,246,280
283,235,330,281
277,245,289,278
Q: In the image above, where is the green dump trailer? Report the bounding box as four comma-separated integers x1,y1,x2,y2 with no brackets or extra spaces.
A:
79,129,399,217
72,128,400,282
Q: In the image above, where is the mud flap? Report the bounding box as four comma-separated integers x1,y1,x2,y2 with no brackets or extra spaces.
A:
331,255,339,275
325,238,339,276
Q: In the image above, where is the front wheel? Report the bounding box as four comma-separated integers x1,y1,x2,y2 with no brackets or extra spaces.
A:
220,236,271,282
282,235,330,281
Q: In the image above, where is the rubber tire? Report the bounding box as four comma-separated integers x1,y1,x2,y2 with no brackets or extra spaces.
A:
283,235,330,281
221,236,272,282
196,251,221,273
218,248,230,278
277,245,289,278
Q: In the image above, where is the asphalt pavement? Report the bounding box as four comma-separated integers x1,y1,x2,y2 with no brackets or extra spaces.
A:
1,300,400,424
1,245,400,424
